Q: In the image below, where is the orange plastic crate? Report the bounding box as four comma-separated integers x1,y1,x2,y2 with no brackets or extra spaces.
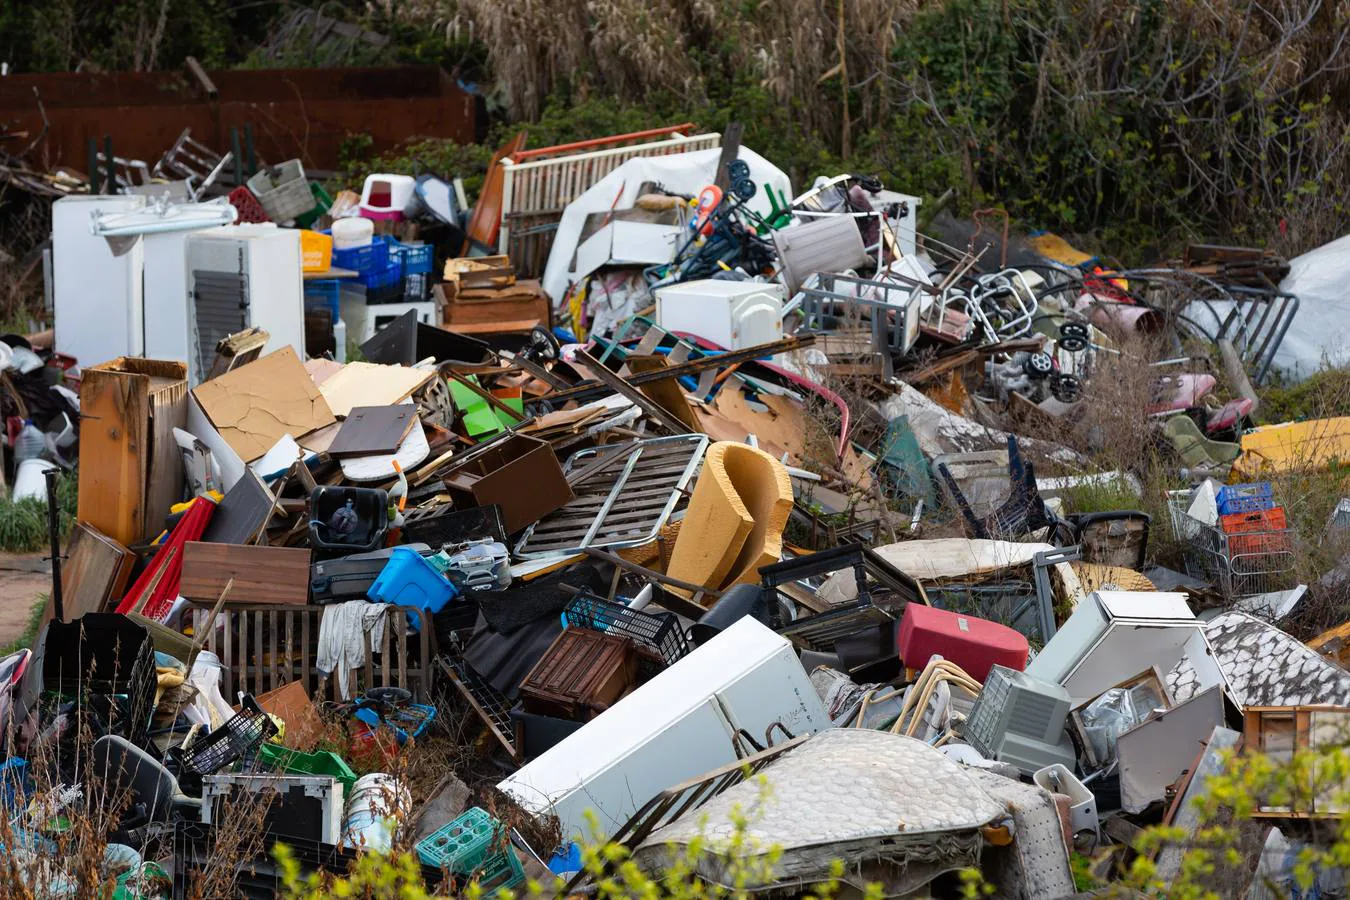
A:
1220,507,1287,535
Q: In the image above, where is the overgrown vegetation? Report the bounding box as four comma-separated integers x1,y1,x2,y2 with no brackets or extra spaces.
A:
0,469,76,553
5,0,1346,257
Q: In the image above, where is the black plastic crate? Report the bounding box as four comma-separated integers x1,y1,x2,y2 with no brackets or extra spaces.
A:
562,592,690,667
35,613,155,743
171,821,448,900
178,695,278,778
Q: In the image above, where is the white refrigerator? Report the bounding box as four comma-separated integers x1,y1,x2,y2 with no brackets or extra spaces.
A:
498,617,830,841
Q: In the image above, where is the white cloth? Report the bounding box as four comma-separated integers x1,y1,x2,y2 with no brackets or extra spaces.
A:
317,601,389,700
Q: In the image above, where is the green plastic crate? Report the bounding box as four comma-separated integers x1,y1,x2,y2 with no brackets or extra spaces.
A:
416,806,500,871
294,182,334,229
258,744,358,794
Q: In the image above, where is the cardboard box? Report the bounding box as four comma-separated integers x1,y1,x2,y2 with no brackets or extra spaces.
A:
440,434,572,534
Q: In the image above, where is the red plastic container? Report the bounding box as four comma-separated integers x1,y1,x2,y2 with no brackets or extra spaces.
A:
896,603,1029,682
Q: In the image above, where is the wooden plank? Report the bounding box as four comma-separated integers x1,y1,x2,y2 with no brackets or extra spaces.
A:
77,360,151,544
144,371,188,541
180,542,311,605
317,362,435,418
45,522,133,627
253,612,264,694
326,405,418,457
575,351,690,435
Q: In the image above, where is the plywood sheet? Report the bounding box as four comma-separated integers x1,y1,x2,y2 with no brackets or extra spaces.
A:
77,362,150,544
192,347,335,463
180,541,311,605
254,681,326,751
317,362,434,418
326,405,417,458
43,522,133,627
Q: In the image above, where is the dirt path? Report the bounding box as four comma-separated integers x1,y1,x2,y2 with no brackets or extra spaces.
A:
0,552,49,649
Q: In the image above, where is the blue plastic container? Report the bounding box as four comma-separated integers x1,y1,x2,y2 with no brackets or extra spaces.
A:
363,259,403,290
1216,482,1275,515
392,240,434,276
303,279,342,322
368,546,457,629
326,233,390,274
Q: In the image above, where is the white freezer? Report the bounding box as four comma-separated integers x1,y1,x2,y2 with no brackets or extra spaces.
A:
52,194,147,367
498,617,830,841
1026,590,1204,705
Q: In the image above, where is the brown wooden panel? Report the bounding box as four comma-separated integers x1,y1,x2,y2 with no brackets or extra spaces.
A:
326,405,417,458
45,521,133,627
180,542,311,605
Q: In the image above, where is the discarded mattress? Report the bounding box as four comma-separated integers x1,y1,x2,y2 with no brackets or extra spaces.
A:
1168,611,1350,708
631,729,1006,897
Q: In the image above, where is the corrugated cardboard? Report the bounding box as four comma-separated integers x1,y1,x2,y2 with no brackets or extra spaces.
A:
191,347,334,463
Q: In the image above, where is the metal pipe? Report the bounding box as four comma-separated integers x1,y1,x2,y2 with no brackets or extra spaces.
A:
45,469,63,623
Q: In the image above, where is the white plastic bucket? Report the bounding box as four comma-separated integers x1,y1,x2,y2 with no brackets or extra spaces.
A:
12,458,56,502
331,216,374,250
342,773,409,854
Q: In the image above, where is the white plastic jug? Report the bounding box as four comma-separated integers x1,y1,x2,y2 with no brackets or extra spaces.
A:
342,773,410,854
331,216,374,250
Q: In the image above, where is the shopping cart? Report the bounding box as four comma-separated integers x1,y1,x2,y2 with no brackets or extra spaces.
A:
1165,489,1295,599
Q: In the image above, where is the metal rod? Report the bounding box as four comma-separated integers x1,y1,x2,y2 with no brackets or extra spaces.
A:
103,135,115,194
86,137,99,193
44,469,63,622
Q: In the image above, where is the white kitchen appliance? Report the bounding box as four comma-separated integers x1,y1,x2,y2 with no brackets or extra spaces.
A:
1025,591,1203,705
655,279,786,350
53,194,147,367
498,617,830,841
185,226,305,383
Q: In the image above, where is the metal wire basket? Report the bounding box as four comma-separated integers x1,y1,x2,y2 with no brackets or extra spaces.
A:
1165,490,1296,599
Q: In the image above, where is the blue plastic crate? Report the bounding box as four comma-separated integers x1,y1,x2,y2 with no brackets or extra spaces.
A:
363,260,402,290
473,849,525,893
327,234,390,274
416,806,499,870
396,241,434,276
303,279,341,321
354,702,435,745
1216,482,1275,515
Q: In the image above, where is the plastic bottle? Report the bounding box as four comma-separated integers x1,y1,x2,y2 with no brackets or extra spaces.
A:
342,773,409,854
14,421,44,462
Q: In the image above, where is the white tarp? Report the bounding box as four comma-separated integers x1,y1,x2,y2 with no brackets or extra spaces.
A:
1273,233,1350,377
541,147,792,305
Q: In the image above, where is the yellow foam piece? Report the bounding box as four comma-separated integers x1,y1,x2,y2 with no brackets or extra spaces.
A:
666,442,794,602
1026,232,1095,268
1232,416,1350,480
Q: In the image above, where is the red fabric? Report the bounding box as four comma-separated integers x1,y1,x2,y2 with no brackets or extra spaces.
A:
115,496,217,620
